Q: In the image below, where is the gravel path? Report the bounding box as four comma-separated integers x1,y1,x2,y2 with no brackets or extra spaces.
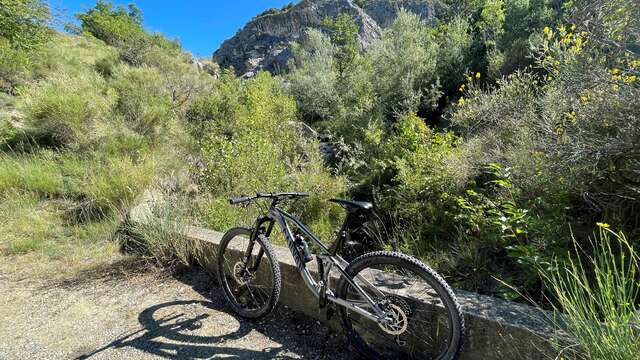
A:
0,265,352,359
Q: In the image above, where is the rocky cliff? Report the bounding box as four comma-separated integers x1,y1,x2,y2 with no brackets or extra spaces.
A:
213,0,441,77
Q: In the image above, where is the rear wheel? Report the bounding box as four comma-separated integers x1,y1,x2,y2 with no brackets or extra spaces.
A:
216,227,281,319
336,251,464,359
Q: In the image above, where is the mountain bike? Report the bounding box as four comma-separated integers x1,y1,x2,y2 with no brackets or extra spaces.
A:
216,192,465,359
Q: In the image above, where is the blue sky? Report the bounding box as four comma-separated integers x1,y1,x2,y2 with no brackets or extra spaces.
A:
50,0,295,58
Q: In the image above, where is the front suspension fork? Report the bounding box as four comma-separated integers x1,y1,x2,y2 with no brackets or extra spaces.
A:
244,217,274,272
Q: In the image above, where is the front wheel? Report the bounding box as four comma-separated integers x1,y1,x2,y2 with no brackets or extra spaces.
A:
336,251,465,359
216,227,281,319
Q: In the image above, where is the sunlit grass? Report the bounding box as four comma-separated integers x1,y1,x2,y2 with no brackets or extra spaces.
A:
0,152,64,195
0,191,124,278
542,228,640,360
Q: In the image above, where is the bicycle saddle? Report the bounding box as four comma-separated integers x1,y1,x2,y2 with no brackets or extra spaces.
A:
329,198,373,213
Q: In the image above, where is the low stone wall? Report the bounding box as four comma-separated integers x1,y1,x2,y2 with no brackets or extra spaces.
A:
130,193,560,359
181,224,559,360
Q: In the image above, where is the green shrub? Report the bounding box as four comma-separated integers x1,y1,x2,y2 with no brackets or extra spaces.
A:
83,154,157,215
435,16,473,97
76,0,144,48
369,10,440,118
75,1,185,67
322,14,360,80
192,71,345,239
354,0,366,8
94,53,119,78
144,48,213,112
533,20,640,224
372,113,471,251
453,164,529,245
0,39,31,93
542,227,640,359
198,72,297,194
255,8,280,18
19,70,113,147
111,65,174,138
289,29,339,123
449,71,539,148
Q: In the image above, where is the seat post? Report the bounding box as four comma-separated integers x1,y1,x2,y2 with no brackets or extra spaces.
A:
329,211,355,256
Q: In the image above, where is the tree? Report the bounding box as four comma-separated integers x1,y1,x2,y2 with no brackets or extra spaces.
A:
322,14,360,81
0,0,50,50
369,10,440,119
289,29,339,122
76,0,145,46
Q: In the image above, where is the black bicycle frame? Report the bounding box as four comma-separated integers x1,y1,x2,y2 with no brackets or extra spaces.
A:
248,204,390,324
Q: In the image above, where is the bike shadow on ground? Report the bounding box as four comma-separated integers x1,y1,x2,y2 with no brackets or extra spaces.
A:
75,267,349,359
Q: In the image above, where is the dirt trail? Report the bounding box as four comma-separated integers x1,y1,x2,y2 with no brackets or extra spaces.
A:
0,266,351,359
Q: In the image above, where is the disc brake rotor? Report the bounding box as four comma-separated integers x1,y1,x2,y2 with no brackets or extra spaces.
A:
378,303,408,336
232,262,253,285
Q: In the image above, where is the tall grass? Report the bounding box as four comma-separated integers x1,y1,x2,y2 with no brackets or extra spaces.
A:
19,70,114,147
542,228,640,360
125,194,193,267
0,152,63,195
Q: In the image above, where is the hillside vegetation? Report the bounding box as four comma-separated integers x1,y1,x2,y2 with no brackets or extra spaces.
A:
0,0,343,277
289,0,639,299
1,3,185,276
0,0,639,357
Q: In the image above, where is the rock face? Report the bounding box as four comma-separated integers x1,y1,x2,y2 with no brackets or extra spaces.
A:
213,0,440,77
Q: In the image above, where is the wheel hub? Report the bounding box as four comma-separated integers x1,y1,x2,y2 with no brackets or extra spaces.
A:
378,303,408,335
232,262,254,285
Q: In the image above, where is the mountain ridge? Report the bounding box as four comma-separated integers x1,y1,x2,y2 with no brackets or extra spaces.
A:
212,0,441,77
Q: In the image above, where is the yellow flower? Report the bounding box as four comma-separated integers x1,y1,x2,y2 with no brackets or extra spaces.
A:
467,76,473,82
596,222,610,229
570,24,576,31
457,97,465,106
475,72,481,79
459,84,465,92
543,26,550,34
610,68,621,75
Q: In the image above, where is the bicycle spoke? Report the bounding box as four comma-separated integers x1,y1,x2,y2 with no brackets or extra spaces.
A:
218,227,280,318
339,256,461,359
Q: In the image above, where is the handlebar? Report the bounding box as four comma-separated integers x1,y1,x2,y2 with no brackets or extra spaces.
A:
229,192,309,205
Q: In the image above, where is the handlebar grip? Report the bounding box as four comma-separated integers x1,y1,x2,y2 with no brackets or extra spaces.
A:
229,196,252,205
